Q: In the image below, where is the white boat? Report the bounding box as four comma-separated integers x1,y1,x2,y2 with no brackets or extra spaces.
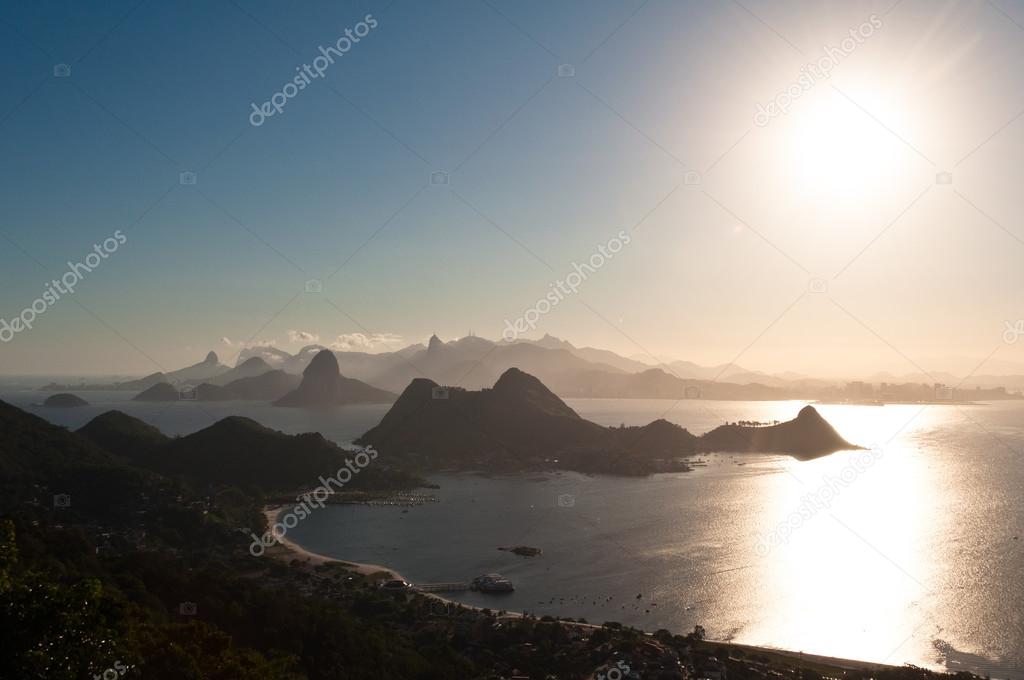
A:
471,573,514,593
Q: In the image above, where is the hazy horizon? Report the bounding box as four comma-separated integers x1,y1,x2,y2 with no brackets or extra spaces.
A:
5,331,1024,385
3,0,1024,380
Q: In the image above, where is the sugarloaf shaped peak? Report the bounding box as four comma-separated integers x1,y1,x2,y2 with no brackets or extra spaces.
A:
427,334,445,352
275,349,395,407
205,351,219,364
304,348,340,376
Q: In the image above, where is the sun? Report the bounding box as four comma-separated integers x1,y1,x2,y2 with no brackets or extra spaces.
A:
785,87,916,205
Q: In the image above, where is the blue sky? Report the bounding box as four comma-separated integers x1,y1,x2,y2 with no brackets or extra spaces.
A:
2,0,1024,378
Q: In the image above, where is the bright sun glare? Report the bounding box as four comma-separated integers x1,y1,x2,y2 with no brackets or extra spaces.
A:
787,89,914,204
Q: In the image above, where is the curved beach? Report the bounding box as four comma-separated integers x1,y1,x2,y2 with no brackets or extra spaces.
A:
262,506,405,580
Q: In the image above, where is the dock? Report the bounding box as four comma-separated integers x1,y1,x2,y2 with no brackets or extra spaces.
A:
414,582,471,592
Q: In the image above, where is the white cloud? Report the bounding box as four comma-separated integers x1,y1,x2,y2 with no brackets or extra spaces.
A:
329,332,403,352
287,330,320,343
221,336,276,348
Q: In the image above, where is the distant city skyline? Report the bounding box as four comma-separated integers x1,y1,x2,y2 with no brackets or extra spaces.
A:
2,0,1024,379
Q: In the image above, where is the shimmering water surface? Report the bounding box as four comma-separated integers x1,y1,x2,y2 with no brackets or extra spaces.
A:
7,388,1022,678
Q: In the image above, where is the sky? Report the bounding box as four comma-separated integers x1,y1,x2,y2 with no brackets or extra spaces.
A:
1,0,1024,379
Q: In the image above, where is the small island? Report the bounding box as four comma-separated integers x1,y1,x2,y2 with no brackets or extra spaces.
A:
498,545,543,557
42,393,88,408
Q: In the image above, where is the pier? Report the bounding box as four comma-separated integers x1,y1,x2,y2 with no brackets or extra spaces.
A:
414,582,471,593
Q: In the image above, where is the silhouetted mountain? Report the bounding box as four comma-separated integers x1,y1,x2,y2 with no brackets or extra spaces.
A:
147,416,418,493
0,399,161,519
36,336,1024,400
220,337,831,399
526,333,575,351
219,369,300,400
357,368,697,473
235,345,293,367
0,400,111,484
78,410,169,459
207,357,274,386
508,334,651,373
359,370,859,471
131,369,301,402
427,333,445,352
40,351,231,391
128,351,229,388
569,346,651,373
132,382,181,401
164,350,230,384
701,405,860,457
275,350,395,407
0,400,417,507
80,407,421,494
42,393,88,407
111,371,168,391
237,344,329,374
159,417,348,490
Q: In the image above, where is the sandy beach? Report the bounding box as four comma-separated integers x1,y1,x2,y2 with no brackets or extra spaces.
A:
261,506,405,580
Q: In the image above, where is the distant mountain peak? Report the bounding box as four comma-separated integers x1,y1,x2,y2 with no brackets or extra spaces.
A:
357,368,694,471
535,333,575,350
204,351,219,364
304,348,340,377
493,367,543,392
493,368,580,419
275,349,394,407
427,334,444,352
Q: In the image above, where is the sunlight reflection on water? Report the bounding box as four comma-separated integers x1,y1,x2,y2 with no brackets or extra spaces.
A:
9,390,1022,677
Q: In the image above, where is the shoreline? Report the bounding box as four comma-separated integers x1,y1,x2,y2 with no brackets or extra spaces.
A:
259,505,912,676
261,506,405,580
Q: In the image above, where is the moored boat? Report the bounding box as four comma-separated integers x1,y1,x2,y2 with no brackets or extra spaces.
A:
471,573,514,593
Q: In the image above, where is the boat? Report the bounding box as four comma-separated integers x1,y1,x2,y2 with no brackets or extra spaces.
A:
471,573,515,593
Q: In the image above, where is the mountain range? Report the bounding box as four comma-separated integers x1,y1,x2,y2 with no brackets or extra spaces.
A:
77,409,416,492
357,368,859,474
38,334,1024,401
